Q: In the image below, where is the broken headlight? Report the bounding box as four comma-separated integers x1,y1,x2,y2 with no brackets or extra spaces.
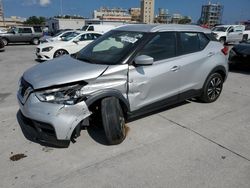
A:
35,83,88,105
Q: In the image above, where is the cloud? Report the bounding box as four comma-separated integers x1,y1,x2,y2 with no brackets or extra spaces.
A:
22,0,51,7
39,0,51,7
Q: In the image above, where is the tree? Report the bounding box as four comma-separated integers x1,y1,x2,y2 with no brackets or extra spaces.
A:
24,16,46,25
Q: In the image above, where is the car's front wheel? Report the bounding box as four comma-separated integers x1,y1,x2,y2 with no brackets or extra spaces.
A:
1,38,8,46
101,97,126,145
53,49,68,58
200,73,223,103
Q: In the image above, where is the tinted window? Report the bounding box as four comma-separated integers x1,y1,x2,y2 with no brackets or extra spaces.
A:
198,33,209,50
179,32,200,55
33,27,42,33
138,32,176,61
79,34,93,41
206,33,218,41
19,28,32,34
245,25,250,31
88,26,94,31
92,33,102,39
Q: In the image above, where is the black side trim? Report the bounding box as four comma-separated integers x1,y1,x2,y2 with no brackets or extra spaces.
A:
86,89,130,112
128,89,202,120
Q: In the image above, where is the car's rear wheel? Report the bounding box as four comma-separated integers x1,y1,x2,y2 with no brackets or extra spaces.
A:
242,34,248,41
53,49,68,58
199,73,223,103
32,38,39,45
101,97,126,145
219,37,226,44
1,38,8,46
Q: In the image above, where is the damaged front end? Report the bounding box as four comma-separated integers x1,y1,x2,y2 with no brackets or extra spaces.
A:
17,80,93,147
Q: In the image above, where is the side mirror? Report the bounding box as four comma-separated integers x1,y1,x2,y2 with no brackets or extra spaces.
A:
134,55,154,66
73,39,80,44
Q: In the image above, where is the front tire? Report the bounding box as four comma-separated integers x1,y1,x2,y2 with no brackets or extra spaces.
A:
219,37,226,44
53,49,68,58
199,73,223,103
1,38,8,46
101,97,126,145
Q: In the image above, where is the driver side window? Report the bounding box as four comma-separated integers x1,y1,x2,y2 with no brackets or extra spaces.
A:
138,32,176,61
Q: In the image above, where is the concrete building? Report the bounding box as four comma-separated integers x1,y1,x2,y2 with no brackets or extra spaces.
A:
199,2,223,27
0,16,26,27
141,0,155,24
93,7,131,22
155,8,171,24
172,13,182,24
129,8,141,22
46,18,85,33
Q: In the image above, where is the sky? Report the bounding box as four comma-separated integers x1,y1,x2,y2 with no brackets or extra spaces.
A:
2,0,250,24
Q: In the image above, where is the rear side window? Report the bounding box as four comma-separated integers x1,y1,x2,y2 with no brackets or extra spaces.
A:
92,33,102,39
19,28,32,34
198,33,209,50
245,25,250,31
138,32,176,61
179,32,200,55
206,33,218,41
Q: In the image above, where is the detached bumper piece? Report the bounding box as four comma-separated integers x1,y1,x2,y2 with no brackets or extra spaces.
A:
18,111,70,148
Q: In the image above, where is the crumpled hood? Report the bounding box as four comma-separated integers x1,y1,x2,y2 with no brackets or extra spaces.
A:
23,55,108,89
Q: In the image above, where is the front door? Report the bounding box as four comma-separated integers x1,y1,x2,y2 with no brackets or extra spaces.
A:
128,32,181,111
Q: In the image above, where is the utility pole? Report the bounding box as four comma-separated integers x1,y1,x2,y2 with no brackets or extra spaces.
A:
60,0,63,16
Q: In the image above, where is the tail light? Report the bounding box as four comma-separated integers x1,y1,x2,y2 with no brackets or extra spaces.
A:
221,46,229,55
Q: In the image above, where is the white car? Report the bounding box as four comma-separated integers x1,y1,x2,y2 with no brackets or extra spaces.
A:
39,30,75,43
36,31,102,61
212,25,245,43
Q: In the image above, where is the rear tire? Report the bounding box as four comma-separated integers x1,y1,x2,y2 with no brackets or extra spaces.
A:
199,73,223,103
32,38,39,45
219,37,226,44
242,34,248,41
101,97,126,145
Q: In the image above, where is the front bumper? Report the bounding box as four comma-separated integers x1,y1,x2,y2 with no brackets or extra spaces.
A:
17,92,91,143
36,48,53,61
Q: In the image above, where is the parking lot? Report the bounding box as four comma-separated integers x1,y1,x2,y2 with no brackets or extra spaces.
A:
0,45,250,188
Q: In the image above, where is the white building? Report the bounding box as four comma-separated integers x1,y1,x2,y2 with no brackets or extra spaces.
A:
46,18,85,33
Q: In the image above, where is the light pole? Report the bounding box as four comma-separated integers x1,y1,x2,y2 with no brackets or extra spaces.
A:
60,0,63,16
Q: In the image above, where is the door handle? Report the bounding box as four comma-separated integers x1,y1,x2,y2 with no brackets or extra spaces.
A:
208,52,215,57
171,66,180,72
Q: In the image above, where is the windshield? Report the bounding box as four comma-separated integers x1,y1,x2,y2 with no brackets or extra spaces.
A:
82,26,88,31
76,30,145,65
61,32,79,41
212,26,227,32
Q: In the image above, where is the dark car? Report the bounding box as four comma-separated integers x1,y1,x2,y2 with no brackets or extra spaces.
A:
0,26,43,46
229,40,250,63
0,37,4,51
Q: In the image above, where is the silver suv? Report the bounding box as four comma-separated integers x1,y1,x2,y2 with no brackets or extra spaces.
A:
17,24,228,147
0,26,43,45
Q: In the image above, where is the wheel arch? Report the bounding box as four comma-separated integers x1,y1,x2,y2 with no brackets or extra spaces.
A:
86,89,130,115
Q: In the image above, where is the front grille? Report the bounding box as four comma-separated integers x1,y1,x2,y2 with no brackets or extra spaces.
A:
36,48,40,53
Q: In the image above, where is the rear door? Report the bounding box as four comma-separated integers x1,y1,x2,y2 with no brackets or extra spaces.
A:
227,26,244,42
175,32,212,97
18,27,33,42
128,32,182,111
